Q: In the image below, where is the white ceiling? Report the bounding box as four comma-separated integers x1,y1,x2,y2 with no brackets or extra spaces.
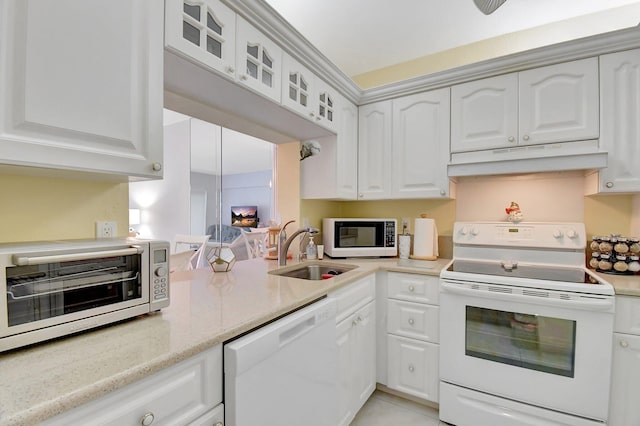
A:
264,0,640,77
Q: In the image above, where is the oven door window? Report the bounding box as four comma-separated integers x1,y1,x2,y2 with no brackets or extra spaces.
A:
6,254,142,327
466,306,576,377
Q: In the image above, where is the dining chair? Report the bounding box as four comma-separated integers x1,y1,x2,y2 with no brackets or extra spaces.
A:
172,234,211,271
240,229,268,259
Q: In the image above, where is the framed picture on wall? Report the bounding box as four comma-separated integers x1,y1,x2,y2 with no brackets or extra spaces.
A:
231,206,258,228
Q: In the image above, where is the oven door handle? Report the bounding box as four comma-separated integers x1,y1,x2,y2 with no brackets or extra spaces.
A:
13,246,144,266
441,281,615,311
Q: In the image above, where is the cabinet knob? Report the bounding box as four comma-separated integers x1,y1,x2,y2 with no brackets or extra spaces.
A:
309,112,315,118
440,189,446,196
508,136,515,143
359,193,364,198
408,318,414,325
620,340,629,348
352,320,358,326
214,423,223,426
408,285,415,292
152,162,162,172
356,315,363,323
606,182,614,189
240,74,248,81
522,134,530,141
408,364,415,372
141,412,155,426
226,66,235,74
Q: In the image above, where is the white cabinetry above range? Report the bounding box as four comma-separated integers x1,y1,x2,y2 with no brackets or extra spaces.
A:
0,0,164,180
586,48,640,194
449,58,605,176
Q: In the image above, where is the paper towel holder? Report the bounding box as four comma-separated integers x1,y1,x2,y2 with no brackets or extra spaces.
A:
410,214,439,261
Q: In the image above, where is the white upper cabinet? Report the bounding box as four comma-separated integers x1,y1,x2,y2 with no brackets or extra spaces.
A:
519,58,599,145
300,93,358,200
451,58,599,153
236,16,282,103
282,53,315,118
0,0,164,179
451,74,518,152
587,48,640,194
391,88,452,198
165,0,236,79
314,79,339,132
358,101,393,200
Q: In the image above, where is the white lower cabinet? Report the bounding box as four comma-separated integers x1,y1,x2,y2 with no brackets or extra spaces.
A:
44,344,223,426
385,272,440,403
329,275,377,426
609,296,640,426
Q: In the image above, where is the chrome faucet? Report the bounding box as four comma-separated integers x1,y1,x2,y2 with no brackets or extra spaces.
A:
278,220,319,266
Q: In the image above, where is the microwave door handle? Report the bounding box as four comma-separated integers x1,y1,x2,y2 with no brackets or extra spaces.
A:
440,281,614,311
12,246,144,266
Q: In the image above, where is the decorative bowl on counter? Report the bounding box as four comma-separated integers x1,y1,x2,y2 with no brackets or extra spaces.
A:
589,235,640,275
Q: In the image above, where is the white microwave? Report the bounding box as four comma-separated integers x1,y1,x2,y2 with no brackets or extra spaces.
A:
0,238,170,352
323,218,397,258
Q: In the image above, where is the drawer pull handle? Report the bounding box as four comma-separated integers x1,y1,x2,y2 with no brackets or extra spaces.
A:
620,340,629,348
141,412,155,426
408,318,415,325
408,285,415,292
408,364,415,372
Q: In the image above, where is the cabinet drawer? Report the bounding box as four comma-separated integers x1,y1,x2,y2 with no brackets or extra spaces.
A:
387,299,439,343
387,334,439,403
387,272,439,304
188,403,224,426
45,345,223,425
615,296,640,335
329,275,376,323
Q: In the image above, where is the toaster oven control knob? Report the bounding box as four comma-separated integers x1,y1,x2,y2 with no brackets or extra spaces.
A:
155,266,168,277
553,229,564,239
141,412,155,425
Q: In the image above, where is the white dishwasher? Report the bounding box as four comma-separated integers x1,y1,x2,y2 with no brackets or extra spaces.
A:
224,297,338,426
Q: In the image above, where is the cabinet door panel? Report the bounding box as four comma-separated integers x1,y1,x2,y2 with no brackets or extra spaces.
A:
281,53,314,118
336,97,358,199
609,333,640,426
336,313,356,426
387,335,439,402
0,0,163,179
358,101,392,199
165,0,236,79
236,16,282,102
519,58,599,145
451,74,518,152
355,301,377,409
387,272,439,305
387,299,439,343
391,88,450,198
598,49,640,193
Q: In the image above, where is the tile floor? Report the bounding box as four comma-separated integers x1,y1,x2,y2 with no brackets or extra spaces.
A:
351,390,451,425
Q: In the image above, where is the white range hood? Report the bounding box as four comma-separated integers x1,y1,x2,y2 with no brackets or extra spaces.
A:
447,139,608,177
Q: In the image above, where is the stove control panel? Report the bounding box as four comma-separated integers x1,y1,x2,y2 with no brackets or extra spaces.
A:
454,222,585,249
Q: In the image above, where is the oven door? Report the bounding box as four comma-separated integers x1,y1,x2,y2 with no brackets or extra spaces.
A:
440,279,614,422
1,245,149,338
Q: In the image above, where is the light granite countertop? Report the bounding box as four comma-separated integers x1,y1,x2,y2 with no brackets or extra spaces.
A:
0,257,450,426
594,270,640,297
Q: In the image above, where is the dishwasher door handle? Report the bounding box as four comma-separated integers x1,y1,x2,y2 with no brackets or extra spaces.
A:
279,316,316,348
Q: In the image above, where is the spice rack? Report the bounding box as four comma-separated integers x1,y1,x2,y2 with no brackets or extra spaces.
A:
589,235,640,275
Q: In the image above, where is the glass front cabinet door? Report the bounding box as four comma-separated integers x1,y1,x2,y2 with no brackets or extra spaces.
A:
165,0,237,79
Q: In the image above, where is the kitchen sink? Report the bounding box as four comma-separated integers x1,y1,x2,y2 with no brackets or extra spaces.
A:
269,262,358,280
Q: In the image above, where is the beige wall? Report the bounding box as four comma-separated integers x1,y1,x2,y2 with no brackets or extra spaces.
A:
352,3,640,89
0,174,128,243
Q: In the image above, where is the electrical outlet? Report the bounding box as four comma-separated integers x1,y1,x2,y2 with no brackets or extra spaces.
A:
96,221,117,238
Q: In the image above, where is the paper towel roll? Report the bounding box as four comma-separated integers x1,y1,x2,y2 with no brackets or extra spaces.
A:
412,218,438,260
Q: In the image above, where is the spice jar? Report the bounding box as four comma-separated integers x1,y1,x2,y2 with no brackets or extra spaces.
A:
628,256,640,272
614,256,629,272
598,254,613,271
589,252,600,269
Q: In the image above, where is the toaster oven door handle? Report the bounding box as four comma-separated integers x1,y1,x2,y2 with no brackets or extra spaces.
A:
12,246,144,266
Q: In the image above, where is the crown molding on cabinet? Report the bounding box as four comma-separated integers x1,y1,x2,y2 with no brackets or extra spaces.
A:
359,25,640,105
224,0,363,104
221,2,640,107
